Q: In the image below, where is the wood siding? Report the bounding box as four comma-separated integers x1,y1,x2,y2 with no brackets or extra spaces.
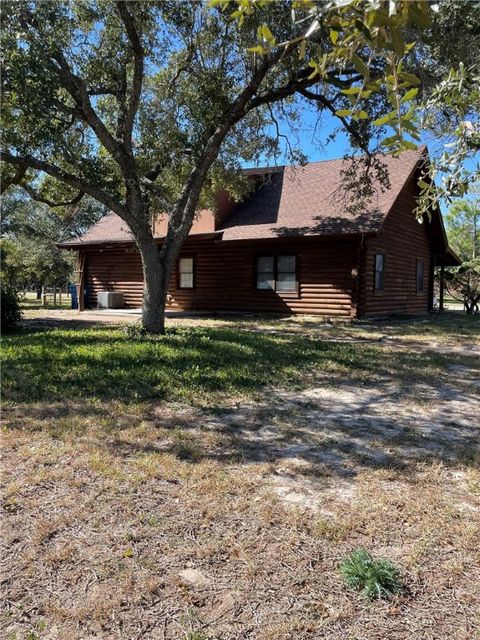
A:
83,178,434,318
358,177,432,316
84,237,358,317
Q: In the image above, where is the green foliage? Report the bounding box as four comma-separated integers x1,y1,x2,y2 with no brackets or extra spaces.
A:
225,0,434,152
124,322,149,339
444,194,480,314
1,284,22,332
445,196,480,263
411,0,480,212
228,0,480,205
0,188,104,289
2,0,467,215
340,549,404,600
444,261,480,315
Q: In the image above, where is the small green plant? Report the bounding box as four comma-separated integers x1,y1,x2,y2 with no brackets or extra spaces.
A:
340,549,404,599
124,322,148,339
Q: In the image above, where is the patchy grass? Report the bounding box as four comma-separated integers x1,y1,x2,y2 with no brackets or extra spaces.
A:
3,318,479,406
1,314,479,640
3,325,375,403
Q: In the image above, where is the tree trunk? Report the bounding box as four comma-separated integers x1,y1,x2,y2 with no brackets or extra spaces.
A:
36,285,42,300
137,238,173,334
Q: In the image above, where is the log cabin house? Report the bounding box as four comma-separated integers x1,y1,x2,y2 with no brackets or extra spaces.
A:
59,148,459,318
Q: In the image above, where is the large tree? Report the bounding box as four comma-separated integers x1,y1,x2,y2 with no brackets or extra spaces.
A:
1,0,477,332
445,194,480,262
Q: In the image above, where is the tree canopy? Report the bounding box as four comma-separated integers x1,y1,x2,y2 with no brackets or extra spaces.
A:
443,190,480,314
445,194,480,262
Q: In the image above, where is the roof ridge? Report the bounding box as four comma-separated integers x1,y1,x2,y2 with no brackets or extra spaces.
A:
241,145,427,173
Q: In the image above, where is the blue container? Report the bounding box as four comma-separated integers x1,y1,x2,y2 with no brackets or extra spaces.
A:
68,283,78,309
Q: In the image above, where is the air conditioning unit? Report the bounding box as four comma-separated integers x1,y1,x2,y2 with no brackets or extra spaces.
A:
97,291,124,309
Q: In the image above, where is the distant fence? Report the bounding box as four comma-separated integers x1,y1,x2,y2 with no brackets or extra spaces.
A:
20,286,72,308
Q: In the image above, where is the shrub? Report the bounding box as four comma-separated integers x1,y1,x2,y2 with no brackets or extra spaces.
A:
1,284,22,332
340,549,404,599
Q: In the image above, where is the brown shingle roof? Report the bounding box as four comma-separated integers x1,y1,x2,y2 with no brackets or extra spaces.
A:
71,210,135,244
60,148,425,247
219,148,425,240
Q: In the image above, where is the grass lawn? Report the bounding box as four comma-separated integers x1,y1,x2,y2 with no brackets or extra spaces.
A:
1,313,479,640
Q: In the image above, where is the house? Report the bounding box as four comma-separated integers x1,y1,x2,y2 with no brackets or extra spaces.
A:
59,147,459,318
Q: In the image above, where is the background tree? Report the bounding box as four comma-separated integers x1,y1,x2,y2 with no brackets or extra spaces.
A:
445,196,480,262
443,191,480,314
1,0,477,332
1,188,105,294
409,0,480,213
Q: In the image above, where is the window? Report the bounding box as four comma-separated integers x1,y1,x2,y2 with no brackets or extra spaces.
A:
416,259,424,293
178,257,194,289
374,253,385,291
256,255,297,292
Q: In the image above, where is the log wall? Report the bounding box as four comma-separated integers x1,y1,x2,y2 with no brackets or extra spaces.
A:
83,178,434,318
84,236,358,317
358,178,432,316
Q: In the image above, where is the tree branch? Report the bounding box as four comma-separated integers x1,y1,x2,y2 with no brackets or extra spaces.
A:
247,69,363,112
87,85,120,96
267,104,295,159
299,87,370,155
50,50,133,173
164,48,290,245
0,151,127,217
116,1,144,155
19,8,132,174
22,185,85,208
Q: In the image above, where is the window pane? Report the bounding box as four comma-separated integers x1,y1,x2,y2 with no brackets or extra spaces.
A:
374,253,384,291
180,257,193,274
257,274,274,290
257,256,274,273
180,273,193,288
276,272,296,291
375,254,384,272
417,260,424,292
277,255,296,273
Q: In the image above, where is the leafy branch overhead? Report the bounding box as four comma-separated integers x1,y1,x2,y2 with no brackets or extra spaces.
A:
213,0,430,152
214,0,480,212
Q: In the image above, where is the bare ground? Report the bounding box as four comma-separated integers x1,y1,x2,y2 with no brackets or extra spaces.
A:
1,313,479,640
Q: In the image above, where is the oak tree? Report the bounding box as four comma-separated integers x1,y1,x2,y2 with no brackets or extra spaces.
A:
1,0,470,332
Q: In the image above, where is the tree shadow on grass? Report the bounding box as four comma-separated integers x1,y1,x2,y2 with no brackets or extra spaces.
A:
2,325,390,403
2,324,478,479
102,375,477,480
